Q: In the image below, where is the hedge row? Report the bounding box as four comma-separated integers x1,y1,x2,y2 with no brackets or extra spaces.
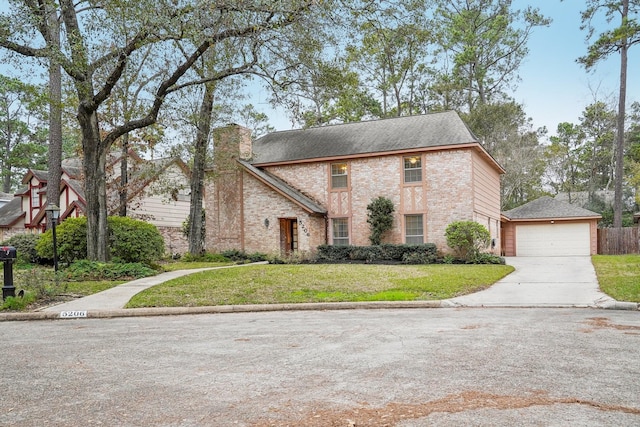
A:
316,243,438,264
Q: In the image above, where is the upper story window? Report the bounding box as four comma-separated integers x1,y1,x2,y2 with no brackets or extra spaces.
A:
404,156,422,183
331,163,348,188
31,186,40,208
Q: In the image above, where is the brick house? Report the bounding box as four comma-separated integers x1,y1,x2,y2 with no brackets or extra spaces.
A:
205,111,505,255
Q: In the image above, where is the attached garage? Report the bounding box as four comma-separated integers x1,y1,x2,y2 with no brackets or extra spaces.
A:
502,197,601,257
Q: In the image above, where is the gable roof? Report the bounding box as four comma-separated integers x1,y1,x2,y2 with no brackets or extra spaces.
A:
0,197,25,227
238,160,327,215
22,169,48,184
503,196,602,220
252,111,495,166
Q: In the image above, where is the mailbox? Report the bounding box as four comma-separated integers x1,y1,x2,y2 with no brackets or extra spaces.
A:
1,245,16,300
0,246,17,261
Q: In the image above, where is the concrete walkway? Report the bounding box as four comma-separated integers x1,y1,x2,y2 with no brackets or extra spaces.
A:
448,256,616,308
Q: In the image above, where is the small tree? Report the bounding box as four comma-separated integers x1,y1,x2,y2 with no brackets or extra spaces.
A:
366,196,395,245
445,221,491,262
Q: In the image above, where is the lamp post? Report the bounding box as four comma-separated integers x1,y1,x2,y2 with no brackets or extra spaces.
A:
45,204,60,272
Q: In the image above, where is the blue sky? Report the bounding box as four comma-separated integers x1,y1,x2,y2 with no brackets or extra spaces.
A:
1,2,635,141
262,1,639,139
512,0,639,137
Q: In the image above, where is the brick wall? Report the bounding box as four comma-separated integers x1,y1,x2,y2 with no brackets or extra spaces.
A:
157,226,188,256
242,172,325,254
264,147,500,252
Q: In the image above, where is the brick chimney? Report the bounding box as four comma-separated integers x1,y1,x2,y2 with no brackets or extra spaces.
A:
206,124,252,252
212,124,252,172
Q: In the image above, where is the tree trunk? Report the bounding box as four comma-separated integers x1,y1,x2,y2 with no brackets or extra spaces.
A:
119,133,129,217
78,107,109,261
3,118,11,193
188,83,215,255
613,0,628,228
45,7,62,229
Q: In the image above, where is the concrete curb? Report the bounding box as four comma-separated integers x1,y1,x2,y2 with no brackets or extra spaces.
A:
0,300,448,322
1,298,638,322
599,300,640,311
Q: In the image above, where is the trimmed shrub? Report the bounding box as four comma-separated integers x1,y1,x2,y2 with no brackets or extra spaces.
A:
181,252,229,263
1,233,41,264
470,253,505,265
445,221,491,262
63,260,157,280
219,249,268,263
36,216,165,264
316,243,437,264
220,249,247,261
316,244,356,261
108,216,164,263
36,217,87,264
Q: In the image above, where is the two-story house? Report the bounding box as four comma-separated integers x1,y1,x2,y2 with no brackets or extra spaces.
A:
205,111,504,255
0,152,192,254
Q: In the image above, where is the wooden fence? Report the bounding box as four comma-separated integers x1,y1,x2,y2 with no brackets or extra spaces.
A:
597,227,639,255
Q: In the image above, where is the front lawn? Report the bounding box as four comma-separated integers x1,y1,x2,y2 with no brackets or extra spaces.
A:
592,255,640,302
126,263,514,308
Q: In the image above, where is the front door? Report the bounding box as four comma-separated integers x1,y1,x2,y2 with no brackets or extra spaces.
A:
279,218,298,255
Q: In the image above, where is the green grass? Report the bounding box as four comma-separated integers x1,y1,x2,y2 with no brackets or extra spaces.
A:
592,255,640,302
159,261,235,271
126,263,514,308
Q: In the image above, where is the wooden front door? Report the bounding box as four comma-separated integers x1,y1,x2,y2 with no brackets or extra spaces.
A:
279,218,298,255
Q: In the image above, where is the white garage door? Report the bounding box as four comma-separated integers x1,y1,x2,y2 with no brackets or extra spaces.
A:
516,223,591,256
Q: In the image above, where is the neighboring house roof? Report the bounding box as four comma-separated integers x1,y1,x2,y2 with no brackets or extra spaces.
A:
503,196,602,220
62,200,86,219
63,166,82,179
238,160,327,215
0,197,25,227
252,111,498,168
62,178,85,200
14,186,28,196
113,156,190,210
22,169,48,184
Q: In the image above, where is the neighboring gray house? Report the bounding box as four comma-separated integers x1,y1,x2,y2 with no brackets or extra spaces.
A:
0,197,27,241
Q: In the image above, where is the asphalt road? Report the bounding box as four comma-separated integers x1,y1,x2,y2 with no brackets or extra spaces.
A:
1,308,639,426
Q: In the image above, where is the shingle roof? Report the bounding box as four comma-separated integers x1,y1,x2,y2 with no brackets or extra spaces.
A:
238,160,326,215
252,111,480,165
0,198,25,227
503,196,602,220
22,169,48,184
63,178,85,200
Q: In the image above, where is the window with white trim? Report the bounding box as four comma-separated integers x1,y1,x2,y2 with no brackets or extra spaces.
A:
331,163,348,188
332,218,349,245
405,214,424,244
404,156,422,183
31,186,40,208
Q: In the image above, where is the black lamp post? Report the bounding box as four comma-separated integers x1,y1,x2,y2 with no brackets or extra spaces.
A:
45,204,60,272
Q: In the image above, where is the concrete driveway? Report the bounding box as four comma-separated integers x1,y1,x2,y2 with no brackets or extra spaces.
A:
448,256,615,308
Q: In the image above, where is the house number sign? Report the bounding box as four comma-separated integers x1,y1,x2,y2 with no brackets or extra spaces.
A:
60,311,87,318
299,221,310,237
